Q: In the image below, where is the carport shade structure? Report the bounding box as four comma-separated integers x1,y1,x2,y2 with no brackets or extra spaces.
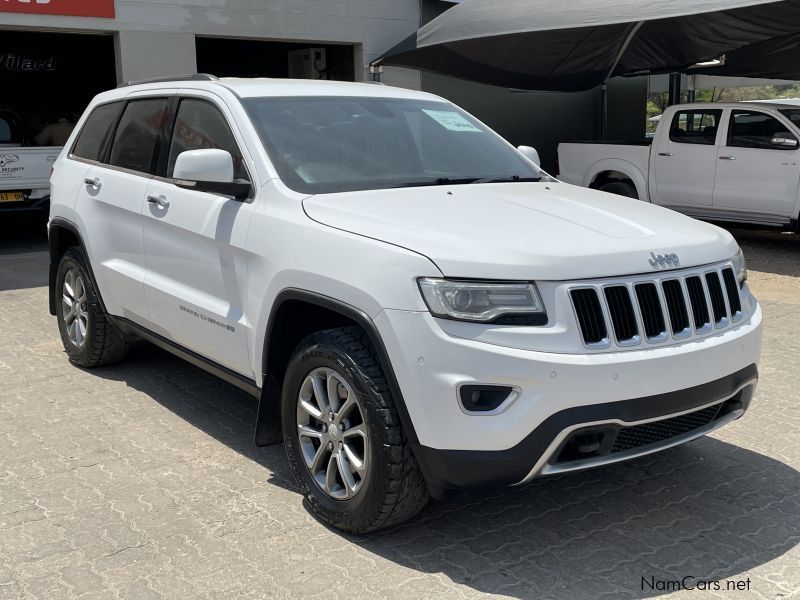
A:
374,0,800,133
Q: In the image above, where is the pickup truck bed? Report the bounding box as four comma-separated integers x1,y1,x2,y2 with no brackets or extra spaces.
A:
558,141,651,198
0,147,59,214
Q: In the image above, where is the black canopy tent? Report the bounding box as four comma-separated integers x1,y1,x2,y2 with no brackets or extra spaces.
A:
375,0,800,136
695,32,800,78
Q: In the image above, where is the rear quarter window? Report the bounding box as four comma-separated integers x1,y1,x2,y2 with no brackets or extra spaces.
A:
72,101,125,162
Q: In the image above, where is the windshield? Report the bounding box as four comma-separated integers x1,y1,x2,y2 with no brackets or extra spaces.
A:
243,96,544,194
779,108,800,129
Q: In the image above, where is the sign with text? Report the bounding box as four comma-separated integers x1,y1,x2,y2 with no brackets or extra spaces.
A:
0,0,115,18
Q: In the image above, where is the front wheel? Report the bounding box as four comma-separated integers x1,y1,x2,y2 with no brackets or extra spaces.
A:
282,327,429,533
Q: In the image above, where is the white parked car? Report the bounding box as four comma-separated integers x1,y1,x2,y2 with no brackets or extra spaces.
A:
0,108,57,215
49,76,762,532
559,102,800,231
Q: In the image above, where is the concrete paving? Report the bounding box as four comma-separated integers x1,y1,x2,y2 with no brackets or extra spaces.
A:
0,222,798,600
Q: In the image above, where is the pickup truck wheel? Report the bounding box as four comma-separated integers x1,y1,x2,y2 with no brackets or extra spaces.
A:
599,181,638,199
55,247,128,368
282,326,429,533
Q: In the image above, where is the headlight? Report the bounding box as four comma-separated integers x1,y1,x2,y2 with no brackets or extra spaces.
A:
732,248,748,285
418,278,547,324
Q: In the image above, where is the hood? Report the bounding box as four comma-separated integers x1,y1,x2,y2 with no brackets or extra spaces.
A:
302,182,738,280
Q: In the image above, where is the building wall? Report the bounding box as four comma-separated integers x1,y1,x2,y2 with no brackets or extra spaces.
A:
0,0,420,87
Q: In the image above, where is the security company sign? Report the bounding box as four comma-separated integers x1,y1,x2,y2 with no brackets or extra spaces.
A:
0,0,115,18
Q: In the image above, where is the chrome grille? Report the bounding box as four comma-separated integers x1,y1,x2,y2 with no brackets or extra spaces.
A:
570,264,744,350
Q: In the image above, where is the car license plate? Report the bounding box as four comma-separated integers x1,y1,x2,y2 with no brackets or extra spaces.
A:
0,191,26,203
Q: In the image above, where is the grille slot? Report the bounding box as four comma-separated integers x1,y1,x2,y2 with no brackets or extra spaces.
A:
571,289,607,345
604,286,638,342
611,404,722,453
662,279,690,335
705,272,728,324
634,283,666,340
685,276,711,331
722,268,742,317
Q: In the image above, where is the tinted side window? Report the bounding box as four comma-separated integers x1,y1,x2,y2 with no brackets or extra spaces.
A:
168,99,248,180
72,102,124,161
669,110,722,145
109,99,170,174
729,110,794,150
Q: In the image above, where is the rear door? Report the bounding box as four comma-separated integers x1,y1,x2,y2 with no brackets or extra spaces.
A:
650,108,723,209
73,96,172,320
141,93,256,376
713,109,800,219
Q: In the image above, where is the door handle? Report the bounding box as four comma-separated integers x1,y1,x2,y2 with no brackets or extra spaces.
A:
147,194,170,208
657,152,673,157
719,156,736,160
84,177,102,189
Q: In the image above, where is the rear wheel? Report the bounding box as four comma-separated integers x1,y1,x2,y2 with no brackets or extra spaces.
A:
282,326,429,533
599,181,638,199
55,247,128,367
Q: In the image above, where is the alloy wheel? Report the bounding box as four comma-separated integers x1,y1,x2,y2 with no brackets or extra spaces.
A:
296,367,369,500
62,268,89,348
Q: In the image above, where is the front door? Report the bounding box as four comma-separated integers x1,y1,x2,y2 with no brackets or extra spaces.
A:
141,96,255,376
651,107,723,209
713,109,800,218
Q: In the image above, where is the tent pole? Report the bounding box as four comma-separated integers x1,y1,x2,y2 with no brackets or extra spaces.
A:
668,73,682,105
601,21,643,140
601,84,608,139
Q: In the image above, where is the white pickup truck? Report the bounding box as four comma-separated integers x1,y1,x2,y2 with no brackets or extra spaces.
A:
558,102,800,231
1,108,57,214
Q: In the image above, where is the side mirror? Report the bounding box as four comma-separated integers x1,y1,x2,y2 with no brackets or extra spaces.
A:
517,145,541,167
173,149,251,199
771,133,799,149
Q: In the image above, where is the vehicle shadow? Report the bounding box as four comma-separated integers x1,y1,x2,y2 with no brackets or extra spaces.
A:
0,216,49,291
93,343,800,600
726,226,800,278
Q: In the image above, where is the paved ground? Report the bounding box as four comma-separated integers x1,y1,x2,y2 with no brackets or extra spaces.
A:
1,218,799,600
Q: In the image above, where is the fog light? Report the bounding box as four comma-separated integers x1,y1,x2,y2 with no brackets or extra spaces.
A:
459,385,514,413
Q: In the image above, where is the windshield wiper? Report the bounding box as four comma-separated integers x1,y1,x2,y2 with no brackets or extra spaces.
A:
398,175,541,188
398,177,481,187
472,175,542,184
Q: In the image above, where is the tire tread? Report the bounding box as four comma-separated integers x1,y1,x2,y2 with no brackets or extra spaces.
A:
287,326,429,532
58,247,128,368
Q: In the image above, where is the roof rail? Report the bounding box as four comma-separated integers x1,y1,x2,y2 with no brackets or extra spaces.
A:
117,73,219,88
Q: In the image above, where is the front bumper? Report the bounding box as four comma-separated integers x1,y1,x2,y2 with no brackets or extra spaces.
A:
375,302,762,491
414,366,756,491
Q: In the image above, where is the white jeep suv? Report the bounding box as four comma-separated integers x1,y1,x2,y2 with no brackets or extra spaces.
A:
48,75,762,532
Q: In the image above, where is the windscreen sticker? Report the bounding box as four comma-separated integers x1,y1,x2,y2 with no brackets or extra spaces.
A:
421,109,481,132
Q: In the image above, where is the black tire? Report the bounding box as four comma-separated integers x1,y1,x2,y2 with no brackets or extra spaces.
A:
599,181,639,199
55,247,128,368
282,326,429,533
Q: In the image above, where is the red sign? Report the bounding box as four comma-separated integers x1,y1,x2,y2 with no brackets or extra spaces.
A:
0,0,115,18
